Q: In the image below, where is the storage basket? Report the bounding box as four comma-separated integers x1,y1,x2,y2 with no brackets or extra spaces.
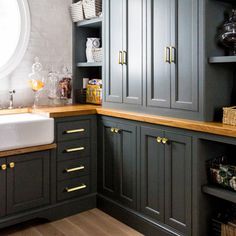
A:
86,84,102,105
206,156,236,191
83,0,102,19
223,106,236,126
70,1,84,23
92,48,102,62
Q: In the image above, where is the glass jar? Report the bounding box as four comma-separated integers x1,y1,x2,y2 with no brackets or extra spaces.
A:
59,66,72,103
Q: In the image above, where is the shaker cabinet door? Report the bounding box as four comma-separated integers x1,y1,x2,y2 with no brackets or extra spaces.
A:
164,132,192,235
116,123,137,209
123,0,143,105
105,0,123,103
140,126,165,222
170,0,199,111
98,119,119,200
146,0,171,108
7,151,50,215
0,158,6,217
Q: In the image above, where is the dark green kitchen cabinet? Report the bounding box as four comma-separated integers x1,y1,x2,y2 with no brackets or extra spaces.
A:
141,126,192,235
146,0,198,111
104,0,143,105
98,118,137,209
0,151,50,217
7,151,50,214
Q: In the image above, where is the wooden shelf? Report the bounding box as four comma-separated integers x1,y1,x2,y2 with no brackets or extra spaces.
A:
77,62,102,67
76,17,103,28
202,185,236,203
209,56,236,63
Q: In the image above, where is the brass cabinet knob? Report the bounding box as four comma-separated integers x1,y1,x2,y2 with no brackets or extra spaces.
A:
114,128,121,134
111,128,115,133
9,162,15,169
156,137,163,143
1,164,7,171
162,138,169,144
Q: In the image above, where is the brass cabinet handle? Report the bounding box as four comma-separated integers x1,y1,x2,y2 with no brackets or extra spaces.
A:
162,138,169,144
65,166,85,173
65,184,87,193
65,147,85,153
9,162,15,169
170,46,176,63
165,47,171,63
156,137,163,143
119,51,123,65
65,129,85,134
1,164,7,171
122,51,127,65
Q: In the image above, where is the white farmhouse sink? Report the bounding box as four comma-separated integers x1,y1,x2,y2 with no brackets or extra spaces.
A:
0,113,54,151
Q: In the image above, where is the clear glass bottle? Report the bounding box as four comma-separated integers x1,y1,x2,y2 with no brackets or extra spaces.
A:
59,66,72,104
47,67,60,105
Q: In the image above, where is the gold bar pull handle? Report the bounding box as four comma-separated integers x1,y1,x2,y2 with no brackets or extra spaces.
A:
65,184,87,193
65,129,85,134
122,51,127,65
162,138,169,145
111,128,115,133
156,137,163,143
65,147,85,153
165,47,171,63
1,164,7,171
114,128,121,134
170,46,176,64
65,166,85,173
119,51,123,65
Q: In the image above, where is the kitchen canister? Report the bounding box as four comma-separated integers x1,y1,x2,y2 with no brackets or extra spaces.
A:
86,38,100,62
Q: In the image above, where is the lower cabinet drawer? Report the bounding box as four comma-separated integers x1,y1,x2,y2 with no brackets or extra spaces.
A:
57,139,90,161
57,176,90,201
57,158,90,181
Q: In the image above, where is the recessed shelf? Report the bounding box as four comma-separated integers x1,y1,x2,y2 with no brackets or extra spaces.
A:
77,62,102,67
209,56,236,64
202,185,236,203
76,17,103,28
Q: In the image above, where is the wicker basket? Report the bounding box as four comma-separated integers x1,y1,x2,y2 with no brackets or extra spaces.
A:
70,1,84,23
92,48,102,62
83,0,102,19
223,106,236,126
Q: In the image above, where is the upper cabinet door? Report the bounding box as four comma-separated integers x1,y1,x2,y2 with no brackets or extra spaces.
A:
146,0,171,108
105,0,123,103
170,0,199,111
123,0,143,105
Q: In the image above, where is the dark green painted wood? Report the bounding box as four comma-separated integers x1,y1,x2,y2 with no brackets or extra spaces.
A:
0,158,6,217
116,122,137,209
98,118,137,209
105,0,123,103
146,0,171,108
164,132,192,235
122,0,143,105
6,151,50,215
140,126,165,222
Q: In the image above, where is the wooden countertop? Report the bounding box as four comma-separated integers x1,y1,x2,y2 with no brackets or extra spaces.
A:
0,105,236,138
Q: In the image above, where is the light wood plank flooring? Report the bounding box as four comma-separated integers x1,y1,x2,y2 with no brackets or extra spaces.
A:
0,208,143,236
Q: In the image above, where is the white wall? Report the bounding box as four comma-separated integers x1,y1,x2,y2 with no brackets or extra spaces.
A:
0,0,72,108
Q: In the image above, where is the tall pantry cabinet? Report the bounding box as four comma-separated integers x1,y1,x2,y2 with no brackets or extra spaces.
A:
103,0,232,121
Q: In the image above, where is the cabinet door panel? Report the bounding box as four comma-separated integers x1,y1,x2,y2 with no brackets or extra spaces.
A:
0,158,6,217
117,123,137,209
170,0,198,111
7,151,50,214
164,132,192,235
123,0,143,105
105,0,123,103
98,120,118,199
147,0,171,108
140,126,165,222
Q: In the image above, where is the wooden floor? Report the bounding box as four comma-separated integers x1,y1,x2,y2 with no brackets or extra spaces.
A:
0,208,143,236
